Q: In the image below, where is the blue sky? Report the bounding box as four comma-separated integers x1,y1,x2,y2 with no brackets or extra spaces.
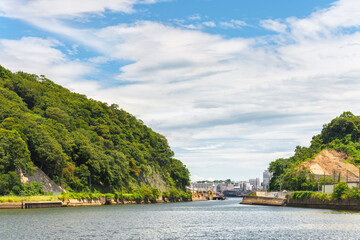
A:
1,0,360,181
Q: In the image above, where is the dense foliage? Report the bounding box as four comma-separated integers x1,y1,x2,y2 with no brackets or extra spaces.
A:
0,65,190,195
269,112,360,191
291,182,360,201
58,187,192,203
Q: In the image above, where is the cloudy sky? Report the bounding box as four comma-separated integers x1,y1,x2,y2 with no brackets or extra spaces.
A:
1,0,360,181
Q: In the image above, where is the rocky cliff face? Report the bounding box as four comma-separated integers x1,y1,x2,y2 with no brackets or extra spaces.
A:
139,166,168,192
17,168,66,193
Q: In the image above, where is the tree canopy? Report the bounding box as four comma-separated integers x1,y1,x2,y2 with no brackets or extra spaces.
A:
0,65,190,194
268,112,360,191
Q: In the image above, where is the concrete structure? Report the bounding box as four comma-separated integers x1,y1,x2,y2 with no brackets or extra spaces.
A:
322,184,335,194
241,196,286,206
249,178,261,191
263,170,273,192
322,182,359,194
256,191,289,199
347,181,359,188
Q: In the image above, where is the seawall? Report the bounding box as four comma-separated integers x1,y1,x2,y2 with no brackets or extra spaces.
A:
0,195,209,209
0,201,63,209
241,196,286,206
241,195,360,211
287,198,360,211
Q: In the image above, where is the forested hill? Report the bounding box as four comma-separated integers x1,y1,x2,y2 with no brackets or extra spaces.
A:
269,112,360,191
0,65,190,195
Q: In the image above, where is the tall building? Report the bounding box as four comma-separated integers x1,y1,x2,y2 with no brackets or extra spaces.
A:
263,170,273,191
249,178,260,191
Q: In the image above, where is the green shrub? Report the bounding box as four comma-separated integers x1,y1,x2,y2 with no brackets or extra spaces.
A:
104,193,115,201
162,191,169,198
332,182,349,200
182,191,192,200
292,191,313,200
311,192,330,201
150,188,160,200
345,187,360,200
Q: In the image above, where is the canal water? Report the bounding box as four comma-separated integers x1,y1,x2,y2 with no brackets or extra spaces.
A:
1,198,360,239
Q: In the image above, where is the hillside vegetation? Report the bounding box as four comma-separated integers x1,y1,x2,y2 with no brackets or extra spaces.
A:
269,112,360,191
0,65,190,195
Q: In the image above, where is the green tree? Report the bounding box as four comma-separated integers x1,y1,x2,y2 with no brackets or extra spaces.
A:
332,181,349,200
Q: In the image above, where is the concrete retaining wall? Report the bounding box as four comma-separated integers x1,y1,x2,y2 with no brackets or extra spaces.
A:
0,201,62,209
256,191,290,199
0,202,22,209
241,196,286,206
287,198,360,211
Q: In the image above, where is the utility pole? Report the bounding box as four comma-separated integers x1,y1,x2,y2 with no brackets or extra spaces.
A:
317,180,320,192
333,170,336,184
347,170,349,183
279,176,282,192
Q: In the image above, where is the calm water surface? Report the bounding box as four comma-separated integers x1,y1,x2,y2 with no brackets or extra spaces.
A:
1,198,360,239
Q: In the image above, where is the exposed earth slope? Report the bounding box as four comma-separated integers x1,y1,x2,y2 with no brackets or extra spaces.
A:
300,149,359,182
269,112,360,191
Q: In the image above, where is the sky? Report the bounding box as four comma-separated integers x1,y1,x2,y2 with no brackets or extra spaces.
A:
1,0,360,182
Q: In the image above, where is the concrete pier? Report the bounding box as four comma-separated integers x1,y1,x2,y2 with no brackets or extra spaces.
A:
241,196,287,206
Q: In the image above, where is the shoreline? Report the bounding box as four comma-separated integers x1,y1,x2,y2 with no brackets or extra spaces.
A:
240,195,360,211
0,195,209,209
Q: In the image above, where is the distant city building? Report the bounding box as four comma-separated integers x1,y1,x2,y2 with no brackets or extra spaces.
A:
191,182,215,192
191,179,255,195
249,178,261,191
263,170,273,192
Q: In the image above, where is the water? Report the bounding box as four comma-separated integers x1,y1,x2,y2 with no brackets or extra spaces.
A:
1,198,360,239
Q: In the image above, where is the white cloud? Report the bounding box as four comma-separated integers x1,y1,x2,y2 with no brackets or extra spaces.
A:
220,19,247,29
0,37,93,86
85,1,360,179
0,0,164,19
2,0,360,179
202,21,216,28
261,19,287,33
188,14,201,21
286,0,360,41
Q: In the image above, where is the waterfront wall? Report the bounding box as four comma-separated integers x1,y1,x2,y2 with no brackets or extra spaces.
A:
0,194,210,209
0,202,22,209
241,196,286,206
256,191,290,199
287,198,360,211
0,201,63,209
64,198,105,207
241,195,360,211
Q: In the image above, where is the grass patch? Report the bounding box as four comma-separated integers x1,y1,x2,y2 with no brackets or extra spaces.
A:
0,195,59,203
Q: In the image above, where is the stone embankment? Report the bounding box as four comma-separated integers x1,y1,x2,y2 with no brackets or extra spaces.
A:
0,202,23,209
241,196,286,206
241,195,360,211
287,198,360,211
0,195,209,209
0,201,63,209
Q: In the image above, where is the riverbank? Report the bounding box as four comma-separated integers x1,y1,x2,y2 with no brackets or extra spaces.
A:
241,195,360,211
0,195,209,209
287,198,360,211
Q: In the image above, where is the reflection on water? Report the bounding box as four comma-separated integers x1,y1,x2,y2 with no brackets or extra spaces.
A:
1,198,360,239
